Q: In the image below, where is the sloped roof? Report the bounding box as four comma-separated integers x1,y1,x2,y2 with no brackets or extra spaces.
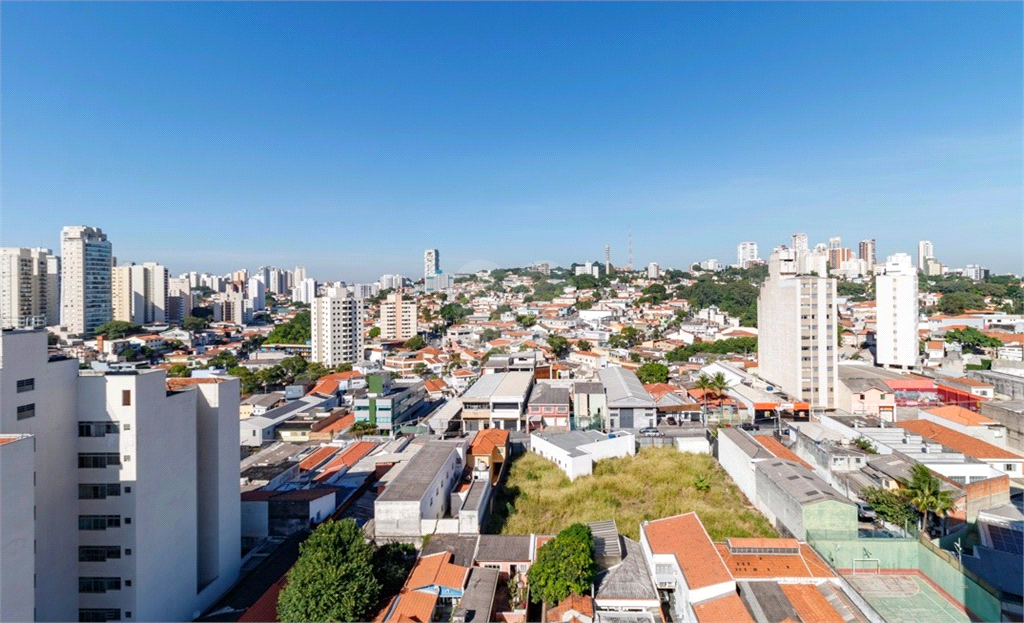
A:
641,513,732,590
692,592,754,623
898,419,1023,460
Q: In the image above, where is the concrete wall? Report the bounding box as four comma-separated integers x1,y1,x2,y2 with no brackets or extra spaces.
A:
579,433,636,461
675,435,710,454
802,500,857,540
0,435,35,622
241,501,269,540
375,500,422,538
979,402,1024,453
754,466,805,539
717,431,758,505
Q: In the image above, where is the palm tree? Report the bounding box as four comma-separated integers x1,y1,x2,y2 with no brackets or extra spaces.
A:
902,464,956,534
711,372,730,417
694,374,713,424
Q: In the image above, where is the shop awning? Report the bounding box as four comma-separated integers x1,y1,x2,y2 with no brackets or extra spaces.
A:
754,402,779,411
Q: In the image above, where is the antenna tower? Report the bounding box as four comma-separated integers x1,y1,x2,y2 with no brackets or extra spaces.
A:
627,223,634,272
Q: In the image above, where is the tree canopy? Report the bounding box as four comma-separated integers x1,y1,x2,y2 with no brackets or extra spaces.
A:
93,321,144,340
675,277,760,326
526,523,598,605
182,316,209,332
636,363,669,385
264,311,311,345
900,464,956,531
403,335,426,350
277,519,381,623
936,291,987,315
546,335,571,358
944,327,1001,353
665,336,757,362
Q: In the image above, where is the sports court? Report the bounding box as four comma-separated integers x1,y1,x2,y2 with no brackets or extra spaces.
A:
844,573,972,623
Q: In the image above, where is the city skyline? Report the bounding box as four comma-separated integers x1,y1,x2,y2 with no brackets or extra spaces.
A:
1,2,1021,281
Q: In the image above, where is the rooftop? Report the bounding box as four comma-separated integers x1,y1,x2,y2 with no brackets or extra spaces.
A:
532,429,610,457
406,552,469,592
754,459,854,507
692,592,754,623
457,567,499,623
719,428,778,461
752,435,815,470
529,383,572,406
420,534,480,567
475,535,532,563
715,541,834,579
922,405,997,427
593,537,658,602
599,366,656,408
461,371,534,402
897,419,1023,460
642,512,733,591
468,428,509,456
377,440,464,503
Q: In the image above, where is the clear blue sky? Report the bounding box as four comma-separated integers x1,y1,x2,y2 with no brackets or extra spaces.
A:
2,2,1021,282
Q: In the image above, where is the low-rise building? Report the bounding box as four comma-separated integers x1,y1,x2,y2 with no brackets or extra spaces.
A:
528,383,572,429
918,405,1009,447
354,373,426,435
599,366,656,430
460,371,534,432
530,430,636,481
754,459,858,540
374,440,466,541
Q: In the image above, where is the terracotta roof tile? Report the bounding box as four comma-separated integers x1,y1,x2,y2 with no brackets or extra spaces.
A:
897,420,1023,460
386,590,438,623
780,584,845,623
923,405,996,427
299,446,340,471
469,428,509,456
692,593,754,623
314,441,377,482
642,513,733,590
714,542,834,579
752,436,815,470
406,552,468,592
547,594,595,622
238,573,287,622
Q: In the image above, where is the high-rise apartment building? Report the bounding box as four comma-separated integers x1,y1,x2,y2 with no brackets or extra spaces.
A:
0,432,36,622
917,241,934,273
379,274,405,291
247,277,266,311
379,292,418,341
964,265,989,282
111,263,169,325
1,247,55,329
0,328,242,622
647,262,660,279
757,248,838,409
736,242,759,268
858,239,876,267
791,233,809,253
167,278,193,325
424,249,440,279
311,287,364,367
875,253,918,370
61,226,113,335
294,266,307,284
291,278,317,305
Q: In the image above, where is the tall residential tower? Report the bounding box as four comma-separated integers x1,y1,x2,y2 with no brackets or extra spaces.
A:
61,226,112,335
875,253,919,369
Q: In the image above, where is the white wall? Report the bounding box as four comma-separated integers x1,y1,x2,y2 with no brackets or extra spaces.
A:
675,436,710,454
0,435,35,622
717,431,758,505
579,433,637,461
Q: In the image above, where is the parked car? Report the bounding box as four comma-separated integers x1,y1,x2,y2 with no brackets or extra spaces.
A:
856,501,876,522
740,422,760,431
665,417,677,426
639,427,665,437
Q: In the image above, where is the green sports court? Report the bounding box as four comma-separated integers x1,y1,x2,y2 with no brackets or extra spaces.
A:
844,573,973,623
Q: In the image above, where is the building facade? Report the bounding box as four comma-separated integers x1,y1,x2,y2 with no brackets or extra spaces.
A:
112,263,169,325
424,249,440,279
0,247,55,329
311,286,364,367
917,240,934,273
757,248,838,409
875,253,919,369
61,226,113,335
858,239,876,267
379,293,418,341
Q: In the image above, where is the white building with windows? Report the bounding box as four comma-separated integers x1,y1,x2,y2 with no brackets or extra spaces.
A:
424,248,440,279
61,226,113,335
0,247,57,329
311,286,364,367
757,247,838,409
379,293,418,341
918,240,934,273
291,278,317,305
875,253,918,369
112,262,169,325
736,241,759,268
0,433,36,622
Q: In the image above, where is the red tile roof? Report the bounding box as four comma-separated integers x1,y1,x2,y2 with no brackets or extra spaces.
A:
238,573,287,622
385,589,437,623
406,552,469,592
309,371,365,395
780,584,845,623
714,543,834,579
314,441,377,482
165,377,225,390
752,436,815,470
898,420,1023,460
642,513,733,590
469,428,509,456
923,405,996,427
692,593,754,623
299,446,341,471
547,594,595,622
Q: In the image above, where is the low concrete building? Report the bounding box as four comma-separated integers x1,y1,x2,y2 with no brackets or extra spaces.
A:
753,459,857,540
980,400,1024,452
528,382,572,429
573,382,607,430
374,440,466,541
460,371,534,432
530,430,636,481
599,367,656,430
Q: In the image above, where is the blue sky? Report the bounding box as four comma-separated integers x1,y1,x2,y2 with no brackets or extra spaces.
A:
2,2,1021,282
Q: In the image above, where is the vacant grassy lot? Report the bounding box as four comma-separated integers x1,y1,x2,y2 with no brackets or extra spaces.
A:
488,447,777,541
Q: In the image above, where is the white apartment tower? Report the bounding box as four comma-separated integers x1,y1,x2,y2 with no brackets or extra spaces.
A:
736,242,759,267
166,278,193,325
61,226,113,335
424,249,440,279
646,262,660,279
917,240,934,273
757,248,838,409
247,277,266,311
0,433,36,622
291,278,317,305
112,263,169,325
1,328,242,622
791,233,809,253
875,253,919,370
311,287,364,366
1,247,55,329
379,292,418,340
858,239,877,267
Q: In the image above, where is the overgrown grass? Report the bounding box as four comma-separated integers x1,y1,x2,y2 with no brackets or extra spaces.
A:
489,447,777,541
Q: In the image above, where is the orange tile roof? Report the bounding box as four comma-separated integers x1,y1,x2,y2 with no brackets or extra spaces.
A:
424,378,448,393
406,552,468,592
314,413,354,437
924,405,996,427
726,537,800,550
547,594,595,622
386,589,438,623
309,371,365,395
469,428,509,456
165,377,225,390
692,593,754,623
314,441,377,482
642,513,733,590
780,584,845,623
752,436,815,470
299,446,340,471
0,437,24,446
897,420,1023,460
714,543,834,579
238,573,287,622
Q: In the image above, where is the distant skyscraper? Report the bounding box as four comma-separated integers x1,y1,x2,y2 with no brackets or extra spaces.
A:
294,265,307,284
111,262,168,324
0,247,55,329
379,292,418,340
291,278,317,304
758,247,838,409
791,233,809,253
875,253,918,370
60,226,112,334
248,277,266,311
424,249,440,279
917,241,934,273
167,277,192,324
858,239,877,267
312,287,364,366
647,262,660,279
736,242,759,267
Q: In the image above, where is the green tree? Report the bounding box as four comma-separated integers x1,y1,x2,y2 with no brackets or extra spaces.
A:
264,311,312,345
403,335,426,350
694,374,713,417
575,339,593,352
94,321,144,339
372,542,417,601
527,524,598,605
277,519,381,623
412,362,429,376
350,420,378,437
207,351,239,370
636,363,669,385
901,464,956,532
936,291,987,315
710,372,730,411
439,303,472,325
546,335,571,358
607,326,640,349
228,366,261,395
167,364,192,378
47,331,60,346
853,437,877,453
516,314,537,328
861,487,918,528
190,306,214,320
368,326,381,339
944,327,1001,354
480,328,502,343
182,316,209,332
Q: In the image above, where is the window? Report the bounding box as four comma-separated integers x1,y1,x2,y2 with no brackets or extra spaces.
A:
79,422,119,437
78,515,120,531
16,378,35,393
16,404,35,420
124,518,131,524
78,453,121,469
1006,464,1016,471
122,390,131,406
79,608,121,622
124,487,131,494
79,484,121,499
79,546,121,562
124,549,131,556
123,455,130,462
122,423,130,431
